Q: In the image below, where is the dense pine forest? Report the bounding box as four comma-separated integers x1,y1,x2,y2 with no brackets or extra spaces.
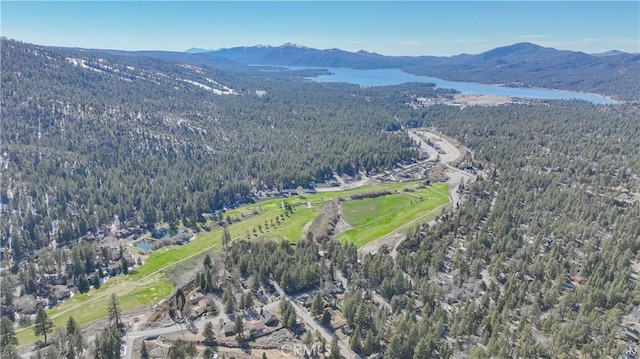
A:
1,37,639,359
1,39,445,256
389,103,640,357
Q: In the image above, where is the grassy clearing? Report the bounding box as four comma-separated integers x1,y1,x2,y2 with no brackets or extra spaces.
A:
221,181,427,243
130,234,222,278
224,206,319,242
120,276,174,310
338,184,450,247
227,181,424,216
342,193,414,227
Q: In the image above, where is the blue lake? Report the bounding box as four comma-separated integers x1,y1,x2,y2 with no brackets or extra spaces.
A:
291,67,617,105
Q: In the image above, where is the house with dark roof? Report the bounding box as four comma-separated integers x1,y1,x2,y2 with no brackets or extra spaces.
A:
263,311,278,326
221,322,235,337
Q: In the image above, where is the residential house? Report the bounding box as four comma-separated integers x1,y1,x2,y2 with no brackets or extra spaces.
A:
263,311,278,326
328,309,347,331
248,320,267,338
221,323,235,337
191,299,208,319
190,293,205,305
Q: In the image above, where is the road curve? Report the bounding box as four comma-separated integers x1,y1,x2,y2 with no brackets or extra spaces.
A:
361,129,476,258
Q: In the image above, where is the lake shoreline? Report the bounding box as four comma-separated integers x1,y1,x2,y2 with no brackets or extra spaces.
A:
277,65,619,105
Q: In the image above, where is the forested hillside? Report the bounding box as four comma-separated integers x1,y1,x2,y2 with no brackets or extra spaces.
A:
1,39,444,256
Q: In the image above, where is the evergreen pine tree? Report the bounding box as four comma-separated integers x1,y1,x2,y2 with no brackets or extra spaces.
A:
33,307,54,344
203,321,215,345
349,324,362,353
322,309,332,327
234,316,244,339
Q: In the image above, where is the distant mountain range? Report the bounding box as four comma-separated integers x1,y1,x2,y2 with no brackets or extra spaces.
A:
185,47,211,54
194,42,638,100
5,38,639,100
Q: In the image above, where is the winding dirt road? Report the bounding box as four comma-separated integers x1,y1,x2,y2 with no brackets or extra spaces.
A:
359,129,475,257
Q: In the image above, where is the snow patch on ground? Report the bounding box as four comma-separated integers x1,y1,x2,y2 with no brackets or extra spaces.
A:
178,63,204,73
205,78,237,94
66,57,105,74
65,57,129,81
182,79,214,91
181,79,236,95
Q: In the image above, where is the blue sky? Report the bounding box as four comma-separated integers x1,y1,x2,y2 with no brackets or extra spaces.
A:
2,1,638,56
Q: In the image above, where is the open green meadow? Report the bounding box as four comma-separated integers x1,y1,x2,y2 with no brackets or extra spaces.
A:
17,180,449,347
338,183,450,247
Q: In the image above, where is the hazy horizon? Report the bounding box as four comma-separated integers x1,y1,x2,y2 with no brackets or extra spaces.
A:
2,1,638,57
182,41,637,56
3,37,637,58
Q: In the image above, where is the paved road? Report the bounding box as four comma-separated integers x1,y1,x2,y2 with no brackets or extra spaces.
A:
270,281,359,359
123,323,186,359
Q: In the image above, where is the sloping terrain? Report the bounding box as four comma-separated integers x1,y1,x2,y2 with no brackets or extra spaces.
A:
1,38,429,255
